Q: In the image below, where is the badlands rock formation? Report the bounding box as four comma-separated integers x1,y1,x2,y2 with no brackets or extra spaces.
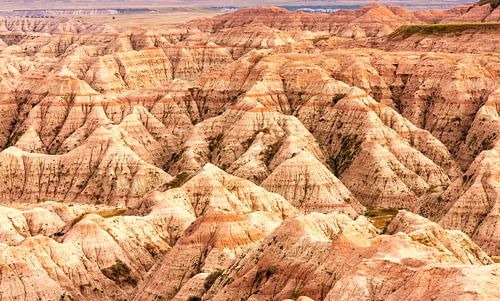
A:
0,0,498,300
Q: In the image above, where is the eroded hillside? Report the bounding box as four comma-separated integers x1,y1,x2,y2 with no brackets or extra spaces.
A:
0,1,499,300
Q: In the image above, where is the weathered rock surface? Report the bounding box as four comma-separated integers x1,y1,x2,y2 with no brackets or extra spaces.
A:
0,1,498,300
207,211,497,301
0,128,171,207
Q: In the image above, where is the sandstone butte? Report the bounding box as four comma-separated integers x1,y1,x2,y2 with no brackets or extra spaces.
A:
0,0,499,300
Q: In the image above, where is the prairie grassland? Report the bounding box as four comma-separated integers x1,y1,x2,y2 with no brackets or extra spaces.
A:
389,22,500,39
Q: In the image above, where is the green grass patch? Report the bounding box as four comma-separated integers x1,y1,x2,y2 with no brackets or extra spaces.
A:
101,260,137,286
70,208,127,226
167,171,193,189
389,22,500,39
204,270,223,290
365,208,399,231
329,134,362,177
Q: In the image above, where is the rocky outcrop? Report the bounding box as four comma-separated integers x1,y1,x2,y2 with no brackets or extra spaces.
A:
192,50,461,209
0,128,171,207
145,163,298,222
206,211,497,301
132,211,266,301
422,143,500,256
0,201,192,300
262,151,363,216
185,4,422,38
0,2,498,300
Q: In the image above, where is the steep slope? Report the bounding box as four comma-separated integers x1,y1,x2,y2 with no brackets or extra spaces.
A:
185,4,423,38
193,50,460,209
262,151,363,216
145,163,298,222
422,143,500,256
0,201,192,300
132,211,266,301
0,3,498,300
0,127,171,207
206,211,495,301
418,90,500,256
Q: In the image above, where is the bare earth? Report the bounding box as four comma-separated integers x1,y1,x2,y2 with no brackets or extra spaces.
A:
0,0,499,300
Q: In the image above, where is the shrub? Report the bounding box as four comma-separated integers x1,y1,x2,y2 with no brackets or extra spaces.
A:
263,139,284,165
290,291,301,300
331,93,347,104
169,148,186,164
266,266,277,277
204,270,223,290
101,260,137,286
52,231,65,237
329,135,361,176
168,171,192,188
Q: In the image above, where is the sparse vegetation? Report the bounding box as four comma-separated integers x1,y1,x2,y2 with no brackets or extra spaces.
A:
290,290,301,300
96,208,127,218
437,195,445,203
254,268,266,285
101,260,137,286
365,208,399,218
52,231,65,237
59,293,75,301
389,22,500,39
331,93,347,104
411,235,435,247
204,270,223,290
329,135,362,176
230,91,244,103
365,208,399,232
266,266,277,277
224,277,234,286
168,171,192,188
263,138,284,165
70,208,127,226
479,0,500,9
169,148,186,164
312,35,331,43
474,133,497,157
4,130,24,148
208,133,224,160
242,128,270,148
71,214,86,226
144,242,159,257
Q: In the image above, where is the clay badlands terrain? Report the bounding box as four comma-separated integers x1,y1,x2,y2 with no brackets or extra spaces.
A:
0,0,499,300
